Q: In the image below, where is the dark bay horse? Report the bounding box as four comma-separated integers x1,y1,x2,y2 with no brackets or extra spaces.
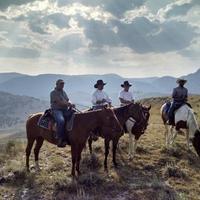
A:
88,103,151,169
26,108,122,177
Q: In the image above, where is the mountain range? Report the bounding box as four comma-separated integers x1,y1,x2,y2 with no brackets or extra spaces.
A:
0,91,48,129
0,69,200,106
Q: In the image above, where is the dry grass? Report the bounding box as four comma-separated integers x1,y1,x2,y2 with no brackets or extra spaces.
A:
0,96,200,199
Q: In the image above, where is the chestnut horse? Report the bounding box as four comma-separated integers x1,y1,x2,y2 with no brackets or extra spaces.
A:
88,103,151,169
25,108,122,177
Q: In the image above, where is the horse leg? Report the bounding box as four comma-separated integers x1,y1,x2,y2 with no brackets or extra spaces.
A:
112,138,119,168
76,144,84,176
132,137,138,158
186,129,192,151
25,138,35,172
88,136,93,154
164,124,169,147
168,126,174,145
169,126,177,145
128,132,134,160
104,138,110,171
71,145,77,177
34,137,44,171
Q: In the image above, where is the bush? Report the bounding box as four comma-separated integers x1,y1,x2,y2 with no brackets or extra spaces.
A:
78,172,103,188
163,163,187,179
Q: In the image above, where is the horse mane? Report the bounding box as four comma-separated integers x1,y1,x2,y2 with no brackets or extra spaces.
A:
75,108,112,116
114,104,132,116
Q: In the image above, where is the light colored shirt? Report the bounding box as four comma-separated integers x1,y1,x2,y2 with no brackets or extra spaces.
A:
92,89,112,106
172,86,188,102
119,90,133,105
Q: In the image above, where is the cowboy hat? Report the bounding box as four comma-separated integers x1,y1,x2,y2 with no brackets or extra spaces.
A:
176,78,187,84
94,80,106,88
121,81,132,88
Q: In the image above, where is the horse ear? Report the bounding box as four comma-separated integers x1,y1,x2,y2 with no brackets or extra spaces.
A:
148,105,151,110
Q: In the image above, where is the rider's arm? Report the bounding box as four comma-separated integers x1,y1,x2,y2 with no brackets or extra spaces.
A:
51,92,71,108
184,88,188,102
119,98,131,104
55,96,72,107
105,93,112,105
172,88,176,99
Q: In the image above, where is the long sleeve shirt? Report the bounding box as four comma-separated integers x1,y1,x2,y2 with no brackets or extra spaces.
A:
92,89,112,106
172,86,188,103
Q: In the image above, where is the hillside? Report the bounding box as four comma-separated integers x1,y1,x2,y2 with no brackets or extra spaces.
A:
0,96,200,199
0,69,199,105
0,91,49,129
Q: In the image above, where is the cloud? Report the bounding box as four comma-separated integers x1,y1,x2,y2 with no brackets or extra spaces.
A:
52,33,84,53
0,0,199,77
43,13,70,29
78,16,198,54
158,0,200,20
56,0,147,17
165,2,193,17
0,46,40,58
78,18,118,47
0,0,39,10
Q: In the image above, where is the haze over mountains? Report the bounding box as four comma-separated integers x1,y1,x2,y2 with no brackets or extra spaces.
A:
0,69,200,106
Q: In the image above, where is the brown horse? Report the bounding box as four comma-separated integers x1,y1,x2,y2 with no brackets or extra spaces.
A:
25,108,122,177
88,103,151,169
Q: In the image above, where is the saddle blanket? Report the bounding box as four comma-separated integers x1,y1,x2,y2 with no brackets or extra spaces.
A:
37,109,56,131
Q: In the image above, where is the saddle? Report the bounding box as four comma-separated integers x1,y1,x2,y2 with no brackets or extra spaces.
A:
37,109,75,132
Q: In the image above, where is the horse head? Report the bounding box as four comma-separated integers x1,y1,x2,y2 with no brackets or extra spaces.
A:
128,103,151,133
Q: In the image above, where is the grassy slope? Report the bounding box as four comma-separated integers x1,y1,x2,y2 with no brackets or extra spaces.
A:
0,96,200,200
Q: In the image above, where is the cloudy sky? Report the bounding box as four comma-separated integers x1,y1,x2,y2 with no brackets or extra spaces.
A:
0,0,199,77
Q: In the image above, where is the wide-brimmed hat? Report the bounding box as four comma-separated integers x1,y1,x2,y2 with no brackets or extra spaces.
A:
94,80,106,88
176,78,187,84
121,81,132,88
56,79,65,85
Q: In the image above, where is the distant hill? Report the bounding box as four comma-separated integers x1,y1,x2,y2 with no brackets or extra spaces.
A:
0,72,25,84
0,91,49,129
0,69,199,106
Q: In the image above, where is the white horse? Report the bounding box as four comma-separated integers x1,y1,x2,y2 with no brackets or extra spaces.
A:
161,103,200,156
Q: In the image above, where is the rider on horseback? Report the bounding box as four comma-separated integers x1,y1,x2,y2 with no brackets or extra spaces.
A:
92,80,112,110
119,81,134,106
168,78,188,125
50,79,75,147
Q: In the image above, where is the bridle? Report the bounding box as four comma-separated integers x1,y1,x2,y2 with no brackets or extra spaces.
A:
130,105,149,133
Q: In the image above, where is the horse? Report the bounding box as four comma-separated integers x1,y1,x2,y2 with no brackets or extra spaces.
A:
88,103,151,169
161,103,200,156
25,108,122,177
